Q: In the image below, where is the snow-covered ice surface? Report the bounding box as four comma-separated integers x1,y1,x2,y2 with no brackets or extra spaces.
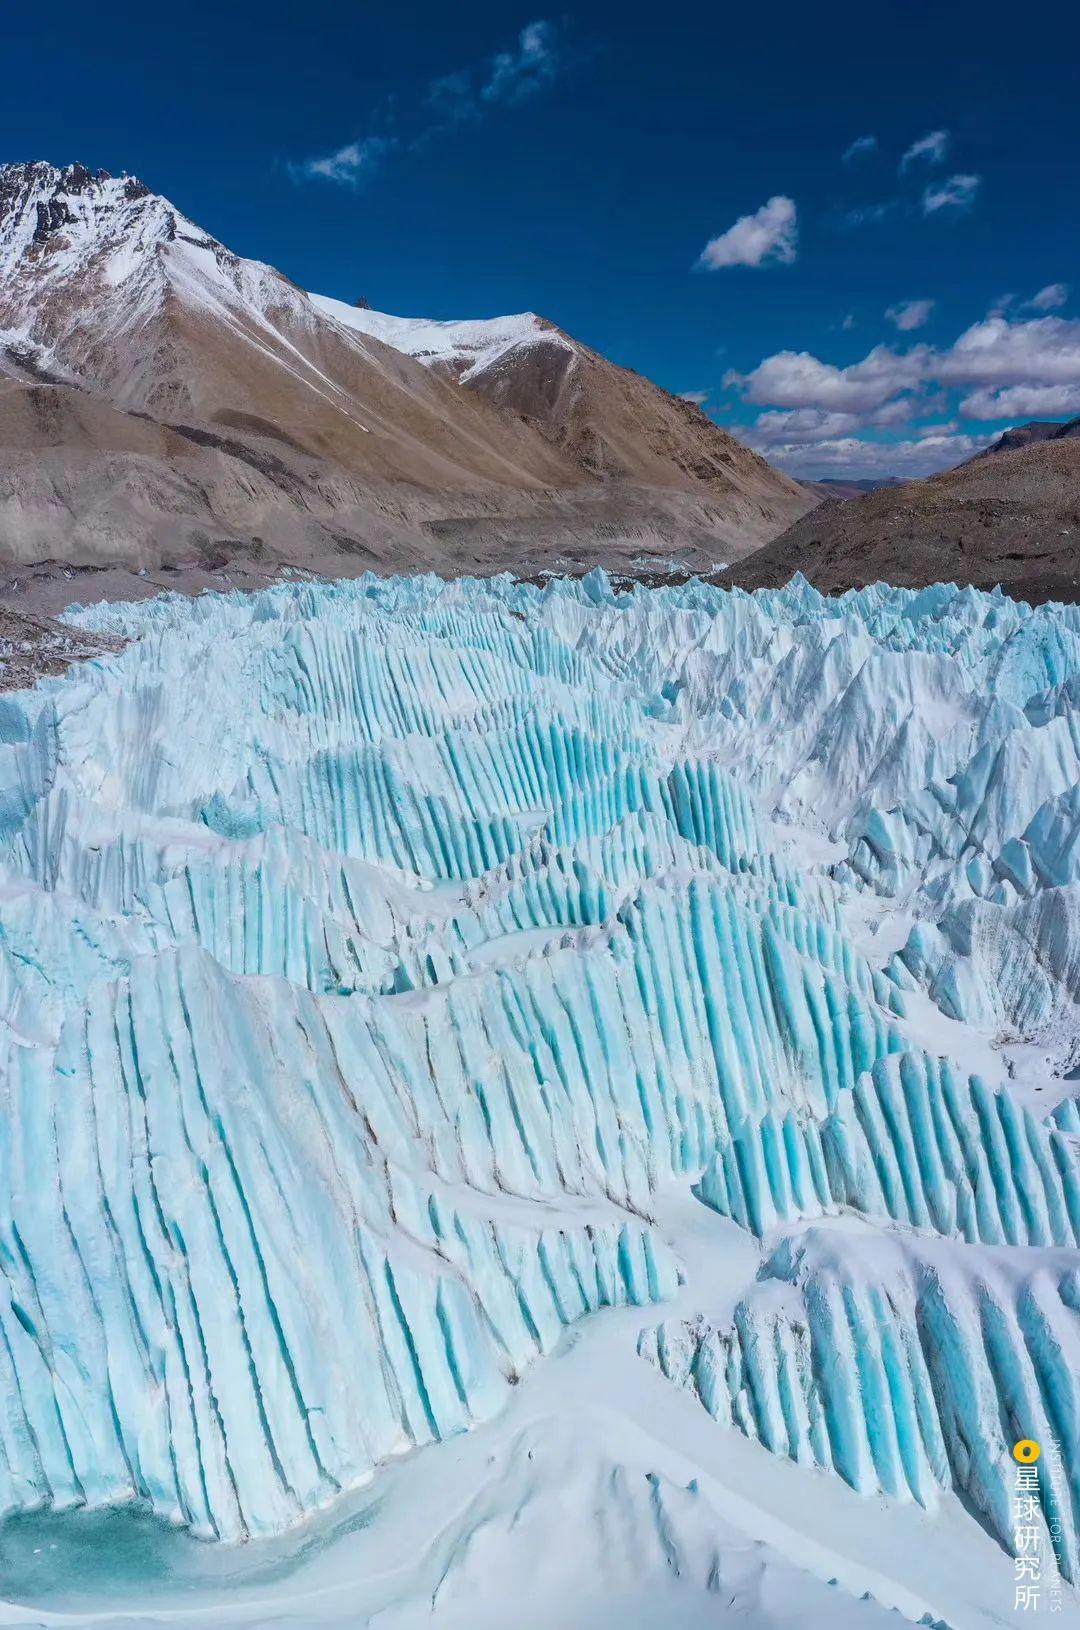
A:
0,569,1079,1628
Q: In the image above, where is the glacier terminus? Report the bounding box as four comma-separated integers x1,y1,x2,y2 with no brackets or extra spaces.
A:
0,568,1077,1629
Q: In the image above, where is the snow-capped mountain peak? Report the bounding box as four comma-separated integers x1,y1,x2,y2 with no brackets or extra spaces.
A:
0,160,210,296
309,293,576,383
0,160,333,412
0,160,811,557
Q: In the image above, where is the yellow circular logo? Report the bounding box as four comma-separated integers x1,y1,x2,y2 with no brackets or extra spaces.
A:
1013,1439,1041,1463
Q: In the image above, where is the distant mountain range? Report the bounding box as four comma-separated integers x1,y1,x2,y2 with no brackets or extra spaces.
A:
0,161,811,606
799,475,904,502
729,429,1080,604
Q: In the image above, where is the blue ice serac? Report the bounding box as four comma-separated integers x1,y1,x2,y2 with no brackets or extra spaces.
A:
0,570,1078,1574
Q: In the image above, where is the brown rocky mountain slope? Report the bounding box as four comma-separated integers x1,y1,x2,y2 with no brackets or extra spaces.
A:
0,163,812,600
727,434,1080,605
966,417,1080,462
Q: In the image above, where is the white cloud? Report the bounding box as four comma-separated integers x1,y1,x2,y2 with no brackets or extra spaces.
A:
679,389,709,406
922,173,980,213
899,129,949,172
841,313,856,331
839,200,896,229
729,308,1080,472
427,70,475,121
725,264,1080,475
749,430,988,479
959,382,1080,420
748,398,918,450
886,298,935,332
482,20,558,104
1026,282,1069,312
750,408,864,446
428,21,560,119
290,136,398,186
843,135,877,164
292,21,562,184
728,320,1076,477
737,315,1080,414
937,314,1080,391
872,397,920,427
727,344,926,413
696,196,797,270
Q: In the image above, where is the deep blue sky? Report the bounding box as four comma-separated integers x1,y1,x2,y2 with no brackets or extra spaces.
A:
4,1,1079,476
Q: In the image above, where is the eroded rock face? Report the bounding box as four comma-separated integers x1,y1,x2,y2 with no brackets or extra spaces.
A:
0,572,1077,1581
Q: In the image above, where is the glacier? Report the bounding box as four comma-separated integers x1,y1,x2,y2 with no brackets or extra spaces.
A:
0,568,1078,1625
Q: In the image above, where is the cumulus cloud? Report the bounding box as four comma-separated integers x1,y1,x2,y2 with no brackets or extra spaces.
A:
886,299,935,332
959,382,1080,420
937,314,1080,391
482,20,559,104
1026,282,1069,312
843,134,877,164
289,136,398,187
726,344,926,413
727,308,1080,471
729,305,1062,476
750,408,865,446
721,196,1077,471
899,129,949,172
736,315,1080,415
745,430,989,479
748,397,918,449
679,389,709,406
871,397,921,427
922,173,980,213
696,196,797,270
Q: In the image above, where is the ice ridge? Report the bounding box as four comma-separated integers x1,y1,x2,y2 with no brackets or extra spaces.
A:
0,570,1075,1583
